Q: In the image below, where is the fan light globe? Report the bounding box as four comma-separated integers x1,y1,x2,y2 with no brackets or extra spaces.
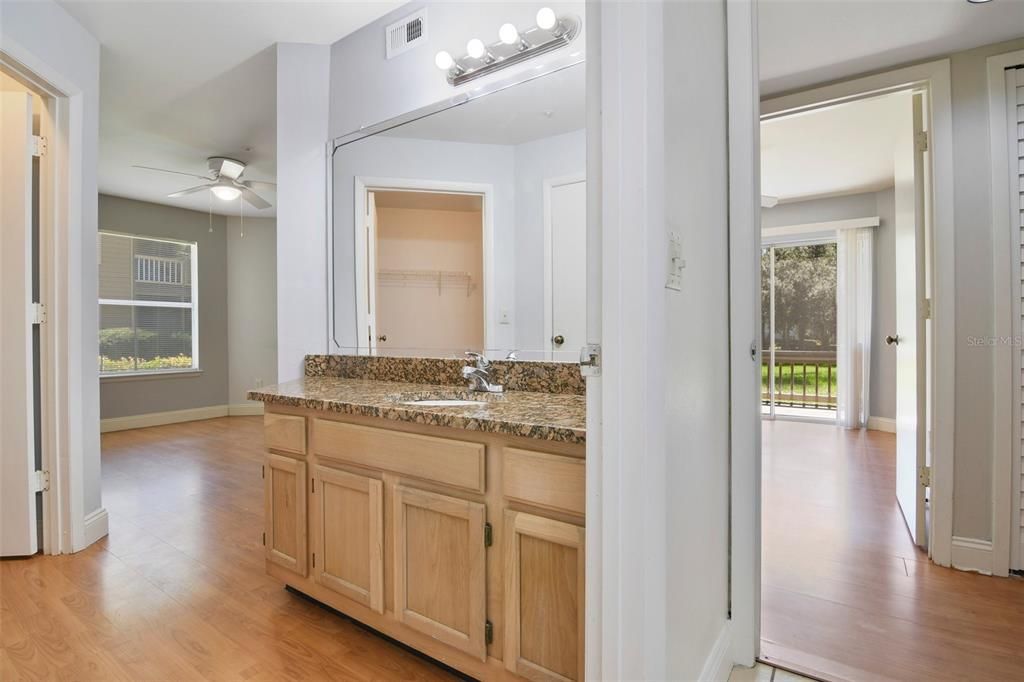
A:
536,7,557,30
499,23,519,45
466,38,486,59
434,50,454,70
211,185,241,201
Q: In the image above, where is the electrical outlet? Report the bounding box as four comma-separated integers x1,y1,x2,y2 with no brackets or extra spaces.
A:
666,231,684,291
499,309,512,325
255,378,264,388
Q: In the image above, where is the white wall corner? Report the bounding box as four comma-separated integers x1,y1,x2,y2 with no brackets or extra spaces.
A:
866,416,896,433
700,622,734,682
950,536,994,575
81,507,108,549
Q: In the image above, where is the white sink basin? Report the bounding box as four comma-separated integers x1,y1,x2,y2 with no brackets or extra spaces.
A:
401,399,487,407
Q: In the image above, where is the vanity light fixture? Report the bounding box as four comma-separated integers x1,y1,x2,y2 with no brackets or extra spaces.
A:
434,7,581,86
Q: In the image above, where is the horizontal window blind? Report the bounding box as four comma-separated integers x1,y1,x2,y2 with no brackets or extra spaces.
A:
98,232,198,374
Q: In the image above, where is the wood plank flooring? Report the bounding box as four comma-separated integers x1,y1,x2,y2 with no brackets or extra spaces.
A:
1,416,457,681
761,420,1024,682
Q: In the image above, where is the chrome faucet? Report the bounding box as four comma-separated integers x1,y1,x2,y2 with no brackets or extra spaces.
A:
462,351,503,393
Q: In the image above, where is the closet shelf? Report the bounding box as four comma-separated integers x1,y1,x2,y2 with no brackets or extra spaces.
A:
377,269,476,295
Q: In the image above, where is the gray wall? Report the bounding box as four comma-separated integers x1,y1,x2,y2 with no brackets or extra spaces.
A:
99,195,228,418
226,216,278,405
762,189,897,420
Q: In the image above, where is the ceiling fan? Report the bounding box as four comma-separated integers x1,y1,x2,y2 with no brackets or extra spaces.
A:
134,157,275,209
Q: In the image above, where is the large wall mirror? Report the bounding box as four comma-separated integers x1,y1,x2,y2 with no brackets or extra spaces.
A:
329,61,585,362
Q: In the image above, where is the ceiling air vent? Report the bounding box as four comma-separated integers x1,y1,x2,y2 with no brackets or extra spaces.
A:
385,8,427,60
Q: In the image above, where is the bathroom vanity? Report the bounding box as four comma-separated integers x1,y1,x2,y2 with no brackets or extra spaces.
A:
248,355,586,681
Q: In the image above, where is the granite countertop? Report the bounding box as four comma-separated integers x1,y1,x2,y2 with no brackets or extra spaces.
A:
247,377,586,445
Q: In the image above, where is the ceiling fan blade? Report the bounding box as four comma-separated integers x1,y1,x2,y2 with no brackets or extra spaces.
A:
134,164,214,181
238,186,271,210
167,184,213,198
241,180,276,190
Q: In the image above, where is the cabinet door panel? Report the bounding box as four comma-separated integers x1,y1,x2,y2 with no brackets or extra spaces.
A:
264,454,307,576
314,466,383,613
504,510,584,682
393,485,486,661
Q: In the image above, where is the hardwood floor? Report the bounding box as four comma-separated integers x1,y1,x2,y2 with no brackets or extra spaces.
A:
761,420,1024,682
1,416,457,681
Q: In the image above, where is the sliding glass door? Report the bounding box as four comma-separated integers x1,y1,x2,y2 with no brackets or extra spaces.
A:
761,241,838,420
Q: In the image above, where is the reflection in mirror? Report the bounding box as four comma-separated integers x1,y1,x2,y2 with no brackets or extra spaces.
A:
330,62,585,362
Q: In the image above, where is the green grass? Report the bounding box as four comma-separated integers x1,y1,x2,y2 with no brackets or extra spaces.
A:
761,363,837,398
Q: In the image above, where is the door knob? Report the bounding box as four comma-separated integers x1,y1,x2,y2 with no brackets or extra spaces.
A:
885,334,899,346
377,334,388,343
552,335,565,346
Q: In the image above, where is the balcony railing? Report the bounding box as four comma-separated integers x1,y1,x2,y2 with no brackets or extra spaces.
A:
761,349,837,411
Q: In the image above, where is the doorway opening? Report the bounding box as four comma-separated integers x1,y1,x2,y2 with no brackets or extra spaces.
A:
757,85,938,679
355,185,488,355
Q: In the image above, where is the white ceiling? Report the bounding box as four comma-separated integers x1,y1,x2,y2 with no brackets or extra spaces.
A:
759,0,1024,96
761,91,908,202
59,0,404,217
382,62,585,145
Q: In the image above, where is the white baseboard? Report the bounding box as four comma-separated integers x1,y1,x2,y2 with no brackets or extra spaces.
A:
100,404,229,433
951,536,994,575
867,416,896,433
700,622,733,682
81,507,109,549
228,402,264,416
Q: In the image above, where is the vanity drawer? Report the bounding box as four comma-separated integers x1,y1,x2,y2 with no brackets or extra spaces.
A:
503,448,585,516
312,419,485,494
264,413,307,455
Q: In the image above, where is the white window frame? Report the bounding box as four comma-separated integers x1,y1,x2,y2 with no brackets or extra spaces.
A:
98,231,199,377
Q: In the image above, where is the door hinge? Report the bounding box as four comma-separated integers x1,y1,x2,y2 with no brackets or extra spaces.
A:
312,552,316,568
915,130,928,152
32,470,50,493
579,343,601,377
30,302,46,325
484,522,493,548
31,135,46,157
918,465,932,487
485,620,493,645
922,298,932,320
311,478,315,493
261,465,265,479
262,531,266,546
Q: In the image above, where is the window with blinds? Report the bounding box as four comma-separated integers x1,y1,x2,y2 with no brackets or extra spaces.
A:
98,232,198,374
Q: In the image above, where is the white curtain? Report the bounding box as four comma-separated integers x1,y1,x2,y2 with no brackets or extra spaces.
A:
836,227,873,428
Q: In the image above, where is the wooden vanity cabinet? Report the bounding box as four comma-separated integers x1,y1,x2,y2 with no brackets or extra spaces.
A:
260,408,585,681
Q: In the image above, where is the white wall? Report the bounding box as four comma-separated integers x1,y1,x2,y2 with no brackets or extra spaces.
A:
761,189,898,420
276,43,329,383
514,128,586,350
226,216,277,405
327,2,585,139
1,0,103,549
663,0,731,677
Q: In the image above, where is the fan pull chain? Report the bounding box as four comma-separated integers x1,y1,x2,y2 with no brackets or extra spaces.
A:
208,190,213,232
239,194,244,238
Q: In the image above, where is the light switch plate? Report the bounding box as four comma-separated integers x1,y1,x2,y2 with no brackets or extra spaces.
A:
666,231,684,291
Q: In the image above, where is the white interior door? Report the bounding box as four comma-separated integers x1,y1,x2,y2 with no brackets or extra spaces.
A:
366,191,377,351
893,91,928,548
547,177,587,356
1,91,39,557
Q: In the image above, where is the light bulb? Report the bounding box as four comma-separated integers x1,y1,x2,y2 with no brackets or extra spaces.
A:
211,185,241,201
498,23,519,45
434,50,454,70
536,7,557,30
466,38,486,59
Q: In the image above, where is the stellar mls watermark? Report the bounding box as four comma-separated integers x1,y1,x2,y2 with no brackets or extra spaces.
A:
966,335,1024,347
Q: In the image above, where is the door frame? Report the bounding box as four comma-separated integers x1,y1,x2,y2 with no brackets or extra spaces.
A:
543,172,587,357
351,177,495,353
988,48,1024,576
0,52,92,554
729,57,958,663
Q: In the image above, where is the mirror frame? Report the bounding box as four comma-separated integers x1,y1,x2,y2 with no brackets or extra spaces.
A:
325,53,585,355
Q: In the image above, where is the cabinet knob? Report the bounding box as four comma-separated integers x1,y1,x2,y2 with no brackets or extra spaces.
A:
377,334,388,343
552,335,565,347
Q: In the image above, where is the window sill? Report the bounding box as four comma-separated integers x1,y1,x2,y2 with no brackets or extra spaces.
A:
100,369,203,383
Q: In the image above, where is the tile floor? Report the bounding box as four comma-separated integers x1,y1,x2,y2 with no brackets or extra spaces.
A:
730,662,818,682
